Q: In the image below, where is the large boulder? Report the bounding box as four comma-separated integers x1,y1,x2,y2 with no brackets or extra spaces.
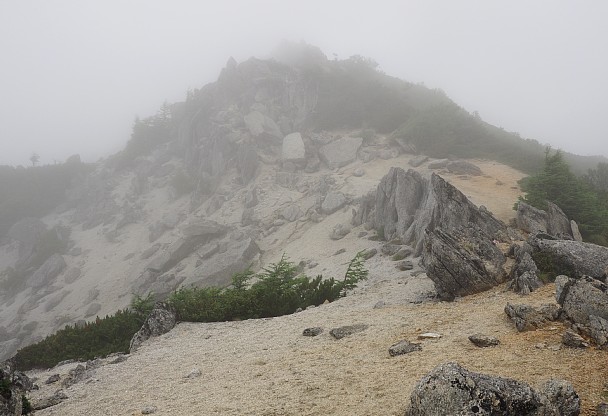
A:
321,192,347,215
508,249,543,295
318,136,363,169
129,302,177,352
26,253,66,288
529,236,608,280
356,168,507,299
516,202,578,240
446,160,482,176
282,132,306,164
243,111,282,142
406,362,580,416
555,275,608,327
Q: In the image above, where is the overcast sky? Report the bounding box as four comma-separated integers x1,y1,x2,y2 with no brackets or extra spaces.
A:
1,1,607,166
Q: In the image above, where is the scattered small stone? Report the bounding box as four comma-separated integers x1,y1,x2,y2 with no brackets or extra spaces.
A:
373,300,385,309
417,332,442,340
303,327,323,337
109,354,128,364
141,406,157,414
597,403,608,416
33,390,68,411
357,231,368,238
295,307,303,313
389,340,422,356
307,261,318,269
330,324,369,340
535,342,547,349
306,305,316,310
468,333,500,347
185,368,202,378
45,374,60,384
562,330,589,348
548,344,562,351
334,248,346,255
353,168,365,177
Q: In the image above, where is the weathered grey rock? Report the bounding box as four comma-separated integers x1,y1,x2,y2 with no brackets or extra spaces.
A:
244,187,258,208
361,248,377,260
446,160,483,176
181,219,227,238
353,168,365,177
555,275,608,326
517,202,576,239
84,303,102,318
529,237,608,280
63,266,82,284
61,364,88,388
570,221,583,242
329,324,368,339
303,327,323,337
427,159,449,169
536,379,581,416
329,223,351,240
318,136,363,169
282,132,306,163
45,374,60,384
381,243,402,256
468,333,500,347
130,302,177,352
396,260,414,271
304,155,321,173
141,405,158,414
408,155,429,167
32,389,68,411
388,340,422,356
509,251,543,295
236,143,259,184
407,362,538,415
562,330,588,348
589,315,608,348
504,303,560,332
373,300,385,309
183,238,259,288
321,192,347,215
598,403,608,416
244,111,282,141
140,244,162,260
27,253,66,288
281,204,303,222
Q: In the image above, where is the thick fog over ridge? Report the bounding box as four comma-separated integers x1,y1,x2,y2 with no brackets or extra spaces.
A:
1,1,607,166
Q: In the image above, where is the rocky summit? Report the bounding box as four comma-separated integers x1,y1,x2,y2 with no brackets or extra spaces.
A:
0,46,606,415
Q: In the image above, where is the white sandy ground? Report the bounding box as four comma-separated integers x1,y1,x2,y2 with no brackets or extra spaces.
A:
27,277,607,416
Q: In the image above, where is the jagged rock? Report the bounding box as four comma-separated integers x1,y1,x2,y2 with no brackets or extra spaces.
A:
388,340,422,356
504,303,560,332
281,205,303,222
408,155,429,167
27,253,66,289
185,368,202,378
61,364,88,388
427,159,449,169
424,228,506,300
509,251,543,295
529,237,608,280
63,266,82,284
329,224,351,240
329,324,368,339
318,136,363,169
468,334,500,347
243,111,282,141
282,132,306,163
555,275,608,326
446,160,482,176
406,362,580,416
562,330,588,348
45,374,60,384
130,302,177,352
598,403,608,416
545,202,573,239
183,238,260,288
373,300,385,309
302,327,323,337
321,192,347,214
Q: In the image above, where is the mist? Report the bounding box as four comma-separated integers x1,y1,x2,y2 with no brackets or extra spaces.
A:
1,1,607,166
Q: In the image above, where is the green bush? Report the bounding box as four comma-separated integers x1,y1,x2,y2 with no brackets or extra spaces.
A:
531,251,576,283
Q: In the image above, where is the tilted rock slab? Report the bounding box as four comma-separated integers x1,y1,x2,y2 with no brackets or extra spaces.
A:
517,201,579,240
406,362,580,416
357,168,508,299
130,302,177,352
